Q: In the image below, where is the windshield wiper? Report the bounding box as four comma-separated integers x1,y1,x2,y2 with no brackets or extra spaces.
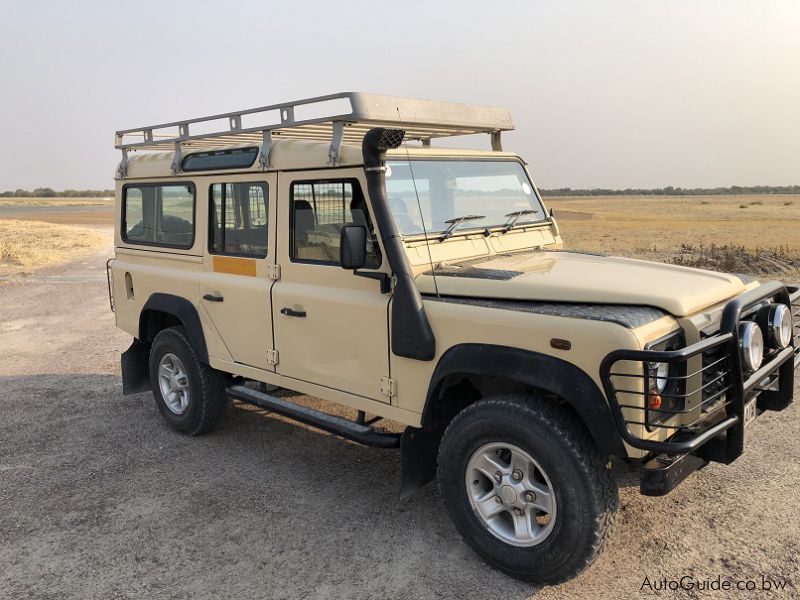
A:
438,214,486,241
501,209,539,233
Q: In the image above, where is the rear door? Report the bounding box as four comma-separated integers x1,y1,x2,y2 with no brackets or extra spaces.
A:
271,170,392,401
199,174,278,370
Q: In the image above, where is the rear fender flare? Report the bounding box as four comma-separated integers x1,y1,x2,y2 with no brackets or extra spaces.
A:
139,293,208,363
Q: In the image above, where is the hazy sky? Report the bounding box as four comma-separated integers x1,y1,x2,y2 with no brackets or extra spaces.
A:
0,0,798,190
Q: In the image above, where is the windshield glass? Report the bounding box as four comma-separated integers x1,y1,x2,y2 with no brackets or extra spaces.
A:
385,160,546,236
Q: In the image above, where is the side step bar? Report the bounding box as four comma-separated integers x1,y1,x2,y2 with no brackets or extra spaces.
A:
227,384,401,449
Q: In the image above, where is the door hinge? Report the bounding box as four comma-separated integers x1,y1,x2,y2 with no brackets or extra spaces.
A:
380,376,396,397
267,264,281,280
267,349,279,366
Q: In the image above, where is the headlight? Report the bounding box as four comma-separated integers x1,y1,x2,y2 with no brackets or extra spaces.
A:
644,332,684,428
651,362,670,393
738,321,764,372
763,303,792,349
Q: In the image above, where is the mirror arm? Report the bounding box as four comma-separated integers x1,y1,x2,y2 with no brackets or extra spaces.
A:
353,270,391,294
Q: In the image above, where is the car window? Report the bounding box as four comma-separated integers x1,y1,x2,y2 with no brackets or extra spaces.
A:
290,179,380,267
209,182,269,257
183,147,259,172
123,183,195,248
385,160,546,235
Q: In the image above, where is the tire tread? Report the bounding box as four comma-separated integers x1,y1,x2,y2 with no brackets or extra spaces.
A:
437,394,618,583
150,326,227,436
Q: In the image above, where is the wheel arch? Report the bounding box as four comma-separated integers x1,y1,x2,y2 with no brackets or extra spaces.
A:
400,343,625,499
422,343,624,457
139,293,209,363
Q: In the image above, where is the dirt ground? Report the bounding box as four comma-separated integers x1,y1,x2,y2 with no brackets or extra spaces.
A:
2,226,800,599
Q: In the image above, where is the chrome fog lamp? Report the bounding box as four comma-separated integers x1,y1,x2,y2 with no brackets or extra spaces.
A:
766,304,792,349
738,321,764,372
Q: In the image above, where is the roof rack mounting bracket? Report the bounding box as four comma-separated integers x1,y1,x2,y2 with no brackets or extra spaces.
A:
329,121,344,165
259,130,272,170
170,142,182,174
491,131,503,152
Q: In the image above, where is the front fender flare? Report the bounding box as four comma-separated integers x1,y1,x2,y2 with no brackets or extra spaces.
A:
423,344,625,457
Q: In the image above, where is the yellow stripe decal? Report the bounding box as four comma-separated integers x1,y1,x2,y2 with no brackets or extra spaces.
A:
213,256,257,277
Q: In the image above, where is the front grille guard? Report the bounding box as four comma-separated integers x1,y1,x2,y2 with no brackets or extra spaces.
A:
600,281,796,460
791,286,800,366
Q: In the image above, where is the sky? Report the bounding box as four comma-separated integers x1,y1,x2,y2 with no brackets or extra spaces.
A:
0,0,798,190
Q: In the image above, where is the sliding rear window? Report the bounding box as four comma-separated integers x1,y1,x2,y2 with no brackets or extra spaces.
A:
122,183,196,249
182,147,259,172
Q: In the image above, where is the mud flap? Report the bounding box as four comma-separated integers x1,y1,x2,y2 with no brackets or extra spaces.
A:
121,339,151,395
399,427,442,499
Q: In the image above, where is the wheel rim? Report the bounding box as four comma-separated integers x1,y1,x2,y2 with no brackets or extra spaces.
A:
157,353,191,415
465,442,557,547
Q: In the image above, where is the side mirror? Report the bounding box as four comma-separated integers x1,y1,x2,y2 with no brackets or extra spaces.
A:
340,224,368,270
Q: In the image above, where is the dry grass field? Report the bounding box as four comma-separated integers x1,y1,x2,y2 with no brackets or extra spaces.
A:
547,194,800,280
1,194,798,280
0,219,108,275
0,197,112,207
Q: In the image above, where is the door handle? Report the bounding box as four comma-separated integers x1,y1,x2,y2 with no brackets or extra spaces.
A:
203,294,224,302
280,307,306,318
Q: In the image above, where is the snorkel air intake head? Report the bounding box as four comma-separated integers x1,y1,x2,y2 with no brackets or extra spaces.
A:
362,128,405,168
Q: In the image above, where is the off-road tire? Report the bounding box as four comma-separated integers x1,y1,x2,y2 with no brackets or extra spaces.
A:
437,394,618,583
148,326,227,435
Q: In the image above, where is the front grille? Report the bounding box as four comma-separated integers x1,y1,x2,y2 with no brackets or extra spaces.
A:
700,343,730,415
603,335,733,434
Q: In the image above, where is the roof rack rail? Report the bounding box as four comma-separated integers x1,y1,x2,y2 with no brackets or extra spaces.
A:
115,92,514,176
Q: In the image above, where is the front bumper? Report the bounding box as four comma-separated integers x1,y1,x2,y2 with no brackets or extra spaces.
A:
601,281,800,495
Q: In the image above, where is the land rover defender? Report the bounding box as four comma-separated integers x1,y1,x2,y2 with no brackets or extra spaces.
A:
109,93,800,583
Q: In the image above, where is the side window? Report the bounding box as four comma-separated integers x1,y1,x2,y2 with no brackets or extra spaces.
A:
290,179,380,267
123,183,195,248
209,182,269,257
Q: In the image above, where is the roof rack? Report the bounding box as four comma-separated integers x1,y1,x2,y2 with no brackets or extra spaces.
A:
115,92,514,176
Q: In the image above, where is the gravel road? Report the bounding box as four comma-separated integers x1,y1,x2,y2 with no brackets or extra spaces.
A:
1,238,799,599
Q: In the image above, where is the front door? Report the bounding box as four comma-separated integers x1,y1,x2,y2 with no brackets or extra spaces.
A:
199,174,277,370
271,171,392,401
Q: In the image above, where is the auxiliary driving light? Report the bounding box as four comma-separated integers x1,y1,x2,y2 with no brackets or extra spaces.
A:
760,303,792,349
738,321,764,372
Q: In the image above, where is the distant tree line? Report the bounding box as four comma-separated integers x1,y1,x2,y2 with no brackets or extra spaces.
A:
2,184,798,199
0,188,113,198
538,185,800,197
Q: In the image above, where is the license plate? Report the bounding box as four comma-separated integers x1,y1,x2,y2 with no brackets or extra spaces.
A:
744,398,757,428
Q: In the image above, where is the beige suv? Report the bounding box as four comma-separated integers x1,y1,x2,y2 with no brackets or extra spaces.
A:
109,93,800,583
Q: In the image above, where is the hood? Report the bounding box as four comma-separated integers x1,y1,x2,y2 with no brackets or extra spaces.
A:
416,251,748,317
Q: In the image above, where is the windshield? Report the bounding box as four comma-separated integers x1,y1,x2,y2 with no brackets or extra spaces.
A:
385,160,546,236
